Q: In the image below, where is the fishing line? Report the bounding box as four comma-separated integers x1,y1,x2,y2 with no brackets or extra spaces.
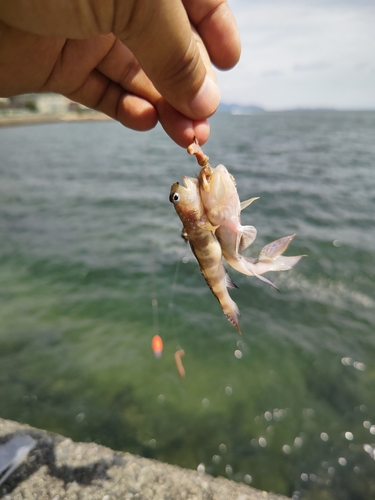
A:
149,235,186,376
149,234,184,356
151,297,159,337
149,238,163,358
151,255,183,337
149,242,157,329
162,257,181,336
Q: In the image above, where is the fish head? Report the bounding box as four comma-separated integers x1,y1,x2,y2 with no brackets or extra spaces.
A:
169,176,203,223
199,164,240,225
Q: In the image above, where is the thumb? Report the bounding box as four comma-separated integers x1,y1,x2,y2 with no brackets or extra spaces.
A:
114,0,220,120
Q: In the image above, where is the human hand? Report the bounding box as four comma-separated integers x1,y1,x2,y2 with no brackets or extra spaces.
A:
0,0,240,147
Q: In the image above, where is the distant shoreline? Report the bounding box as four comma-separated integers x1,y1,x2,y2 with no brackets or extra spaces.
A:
0,111,112,128
1,108,372,129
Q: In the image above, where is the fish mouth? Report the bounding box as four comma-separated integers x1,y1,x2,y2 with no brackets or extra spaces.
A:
181,175,198,190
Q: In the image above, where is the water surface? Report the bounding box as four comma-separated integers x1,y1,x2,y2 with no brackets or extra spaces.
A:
1,111,374,499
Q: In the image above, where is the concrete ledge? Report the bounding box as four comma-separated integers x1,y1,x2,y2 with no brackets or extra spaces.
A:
0,418,289,500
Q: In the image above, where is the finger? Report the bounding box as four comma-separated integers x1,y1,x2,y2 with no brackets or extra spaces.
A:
113,0,220,121
42,35,158,130
64,70,158,131
157,98,210,147
44,35,209,146
183,0,241,70
66,73,209,146
67,69,210,146
94,35,211,146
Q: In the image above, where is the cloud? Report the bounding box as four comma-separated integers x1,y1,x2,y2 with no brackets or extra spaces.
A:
293,62,332,72
216,0,375,109
261,70,284,77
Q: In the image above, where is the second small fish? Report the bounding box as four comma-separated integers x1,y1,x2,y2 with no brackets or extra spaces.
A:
188,142,304,289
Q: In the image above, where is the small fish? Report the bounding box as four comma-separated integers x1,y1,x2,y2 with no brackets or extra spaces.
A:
188,142,304,289
151,334,163,358
170,176,241,333
0,435,36,486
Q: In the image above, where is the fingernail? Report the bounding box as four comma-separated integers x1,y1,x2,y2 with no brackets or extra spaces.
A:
189,76,220,117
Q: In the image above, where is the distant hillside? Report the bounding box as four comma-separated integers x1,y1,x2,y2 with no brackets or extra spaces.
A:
218,103,265,114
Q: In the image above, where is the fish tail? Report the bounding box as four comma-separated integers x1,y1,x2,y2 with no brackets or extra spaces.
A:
243,234,305,279
211,281,241,333
258,234,296,260
257,234,306,271
206,271,241,333
258,255,305,272
223,301,241,334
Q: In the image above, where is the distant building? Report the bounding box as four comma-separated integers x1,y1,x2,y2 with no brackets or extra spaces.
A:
4,94,89,115
0,97,10,107
35,94,71,114
0,94,106,124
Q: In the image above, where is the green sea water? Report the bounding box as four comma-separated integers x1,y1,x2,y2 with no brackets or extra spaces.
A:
0,111,374,499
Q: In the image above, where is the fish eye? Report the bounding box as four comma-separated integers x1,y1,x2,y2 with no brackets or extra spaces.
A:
170,192,180,204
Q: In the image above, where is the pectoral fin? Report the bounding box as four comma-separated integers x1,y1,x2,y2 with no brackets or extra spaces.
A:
180,227,189,243
240,225,257,252
224,270,239,290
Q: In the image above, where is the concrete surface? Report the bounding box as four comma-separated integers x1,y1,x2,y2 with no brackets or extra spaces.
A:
0,418,289,500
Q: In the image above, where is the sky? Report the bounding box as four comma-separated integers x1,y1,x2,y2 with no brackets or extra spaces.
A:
217,0,375,110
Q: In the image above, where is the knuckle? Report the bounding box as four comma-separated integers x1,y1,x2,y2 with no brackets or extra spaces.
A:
161,38,203,94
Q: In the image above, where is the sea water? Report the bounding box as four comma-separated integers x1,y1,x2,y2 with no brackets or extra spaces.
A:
0,111,374,499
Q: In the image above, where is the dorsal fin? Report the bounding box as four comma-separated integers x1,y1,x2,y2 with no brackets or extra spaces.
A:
240,197,259,211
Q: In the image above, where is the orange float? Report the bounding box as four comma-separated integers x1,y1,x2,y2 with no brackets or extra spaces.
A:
151,335,163,358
